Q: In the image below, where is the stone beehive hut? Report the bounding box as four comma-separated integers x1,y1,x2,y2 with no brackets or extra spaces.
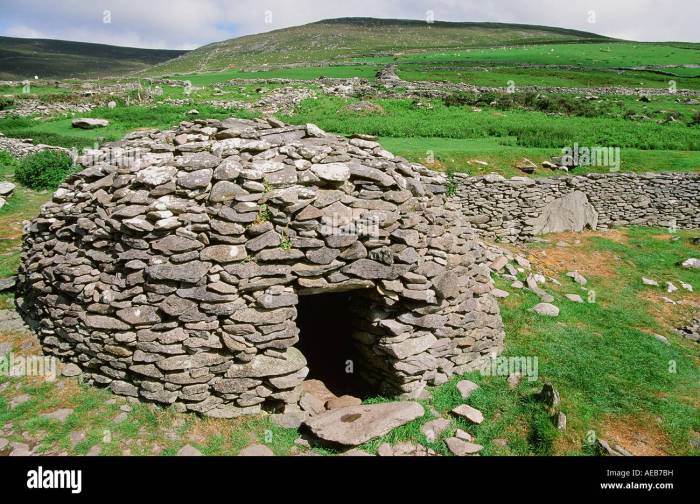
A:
16,117,504,418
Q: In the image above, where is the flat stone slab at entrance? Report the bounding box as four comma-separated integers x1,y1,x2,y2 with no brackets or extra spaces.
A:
304,401,424,446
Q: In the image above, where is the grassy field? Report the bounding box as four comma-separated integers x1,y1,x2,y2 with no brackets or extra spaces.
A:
2,22,699,178
0,104,259,150
281,95,700,175
375,42,700,68
399,65,700,89
286,97,700,149
0,154,48,282
378,136,700,177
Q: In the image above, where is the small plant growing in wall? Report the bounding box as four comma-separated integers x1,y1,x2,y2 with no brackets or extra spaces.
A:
280,236,292,250
279,226,292,250
445,167,457,197
256,204,272,223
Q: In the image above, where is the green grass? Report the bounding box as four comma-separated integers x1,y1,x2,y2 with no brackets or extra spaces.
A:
0,151,51,280
378,136,700,177
516,229,699,453
377,42,700,68
0,103,259,150
399,65,700,90
285,96,700,157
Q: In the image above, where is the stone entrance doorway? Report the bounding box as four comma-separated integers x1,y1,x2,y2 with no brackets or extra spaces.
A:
295,291,372,399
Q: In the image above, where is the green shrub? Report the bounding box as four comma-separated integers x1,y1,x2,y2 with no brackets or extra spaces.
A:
690,110,700,126
15,150,75,190
443,90,598,117
0,97,15,111
0,150,18,170
445,167,457,197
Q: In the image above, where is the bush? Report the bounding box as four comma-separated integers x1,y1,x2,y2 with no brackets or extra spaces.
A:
689,110,700,126
0,97,15,111
0,150,18,171
15,150,75,190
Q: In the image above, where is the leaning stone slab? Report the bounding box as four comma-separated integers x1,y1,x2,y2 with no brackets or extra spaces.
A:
304,401,424,446
531,191,598,234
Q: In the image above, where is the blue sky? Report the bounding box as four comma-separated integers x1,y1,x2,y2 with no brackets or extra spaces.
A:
0,0,697,49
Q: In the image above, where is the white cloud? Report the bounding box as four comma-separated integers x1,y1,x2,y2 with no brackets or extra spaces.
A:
0,0,697,49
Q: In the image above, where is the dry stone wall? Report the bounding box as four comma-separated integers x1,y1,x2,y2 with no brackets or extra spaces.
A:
452,172,700,242
16,117,504,418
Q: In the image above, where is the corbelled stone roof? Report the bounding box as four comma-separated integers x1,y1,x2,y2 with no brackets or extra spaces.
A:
16,117,504,418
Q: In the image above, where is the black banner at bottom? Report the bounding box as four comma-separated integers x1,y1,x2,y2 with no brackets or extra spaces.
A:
0,456,693,499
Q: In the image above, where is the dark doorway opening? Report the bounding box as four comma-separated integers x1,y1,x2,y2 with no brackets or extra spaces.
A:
295,291,371,399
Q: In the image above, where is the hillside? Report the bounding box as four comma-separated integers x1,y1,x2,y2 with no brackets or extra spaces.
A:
0,36,187,80
146,17,610,75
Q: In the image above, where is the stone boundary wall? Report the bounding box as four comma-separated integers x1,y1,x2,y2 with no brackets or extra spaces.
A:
452,172,700,242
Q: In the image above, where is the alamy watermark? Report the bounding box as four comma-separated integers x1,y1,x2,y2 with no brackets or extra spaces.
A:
0,352,57,381
68,141,147,168
320,212,380,238
480,353,539,382
27,466,82,494
561,143,621,172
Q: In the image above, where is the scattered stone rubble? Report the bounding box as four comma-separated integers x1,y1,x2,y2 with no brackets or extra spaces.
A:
16,116,504,418
0,133,71,159
0,99,95,119
255,87,316,115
